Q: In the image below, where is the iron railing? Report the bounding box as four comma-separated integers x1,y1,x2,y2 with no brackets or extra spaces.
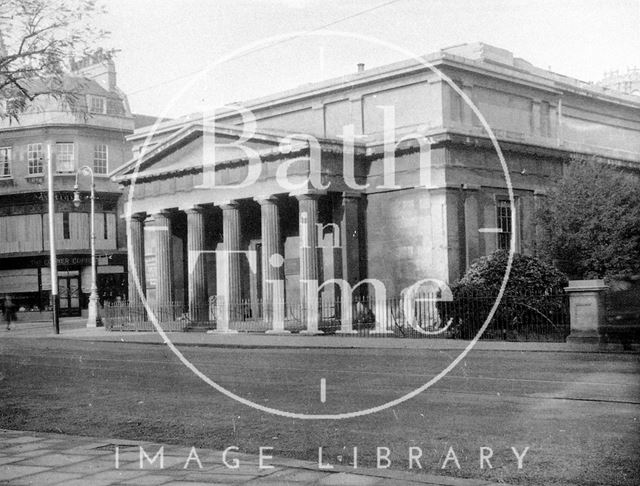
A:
103,290,570,341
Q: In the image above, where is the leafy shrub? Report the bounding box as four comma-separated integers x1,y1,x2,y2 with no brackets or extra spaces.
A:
456,250,568,294
439,251,569,339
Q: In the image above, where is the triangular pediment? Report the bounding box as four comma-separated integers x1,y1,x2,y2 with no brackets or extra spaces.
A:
112,122,292,180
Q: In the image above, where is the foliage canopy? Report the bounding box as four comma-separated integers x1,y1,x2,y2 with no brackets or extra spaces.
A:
537,159,640,279
0,0,110,121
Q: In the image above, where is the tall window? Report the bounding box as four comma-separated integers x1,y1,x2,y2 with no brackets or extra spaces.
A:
56,143,74,173
93,144,108,174
0,147,11,178
496,199,513,250
63,213,70,239
88,95,106,114
27,143,44,175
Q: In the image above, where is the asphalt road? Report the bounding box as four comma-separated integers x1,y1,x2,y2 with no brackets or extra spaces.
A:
0,336,639,485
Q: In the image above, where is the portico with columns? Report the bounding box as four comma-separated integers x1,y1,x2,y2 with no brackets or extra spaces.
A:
123,193,363,331
116,124,369,331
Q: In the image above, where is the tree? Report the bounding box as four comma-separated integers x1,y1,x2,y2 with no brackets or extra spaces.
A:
0,0,110,121
537,158,640,279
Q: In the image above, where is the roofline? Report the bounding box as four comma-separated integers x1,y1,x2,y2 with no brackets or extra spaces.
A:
0,122,134,134
213,49,640,118
132,48,640,140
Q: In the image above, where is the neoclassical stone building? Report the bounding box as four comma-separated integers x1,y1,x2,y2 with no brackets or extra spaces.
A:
113,43,640,330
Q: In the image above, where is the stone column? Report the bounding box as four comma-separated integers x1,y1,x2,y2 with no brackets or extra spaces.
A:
566,279,608,344
153,211,173,322
221,201,242,322
247,240,261,319
335,193,361,335
186,206,208,322
127,212,147,323
127,212,147,305
256,196,287,333
296,192,322,334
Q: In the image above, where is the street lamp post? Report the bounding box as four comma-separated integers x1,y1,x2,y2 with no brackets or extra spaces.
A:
46,144,60,334
73,166,100,328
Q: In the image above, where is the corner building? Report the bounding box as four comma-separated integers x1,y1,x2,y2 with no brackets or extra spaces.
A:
114,43,640,329
0,55,135,316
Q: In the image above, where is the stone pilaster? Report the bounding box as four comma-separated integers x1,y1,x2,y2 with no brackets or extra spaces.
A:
127,212,147,307
532,100,542,137
463,186,479,269
520,193,535,256
296,192,322,334
340,193,361,287
255,196,287,332
533,190,547,257
461,82,475,126
186,206,208,322
153,211,173,321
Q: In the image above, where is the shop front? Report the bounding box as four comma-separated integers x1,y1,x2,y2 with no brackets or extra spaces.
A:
0,252,127,318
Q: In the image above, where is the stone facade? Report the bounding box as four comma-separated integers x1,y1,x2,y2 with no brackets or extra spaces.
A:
114,43,640,329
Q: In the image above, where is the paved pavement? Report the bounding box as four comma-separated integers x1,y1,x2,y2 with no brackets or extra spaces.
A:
0,429,510,485
3,316,638,353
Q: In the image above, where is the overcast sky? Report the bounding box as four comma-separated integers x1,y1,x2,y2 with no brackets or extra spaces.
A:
98,0,640,118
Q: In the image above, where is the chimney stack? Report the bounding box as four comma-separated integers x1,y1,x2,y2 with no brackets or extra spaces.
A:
357,63,365,73
71,50,117,92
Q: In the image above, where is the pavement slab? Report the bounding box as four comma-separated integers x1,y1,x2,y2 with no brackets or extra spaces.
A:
15,453,95,467
8,470,83,485
317,471,386,484
0,464,49,481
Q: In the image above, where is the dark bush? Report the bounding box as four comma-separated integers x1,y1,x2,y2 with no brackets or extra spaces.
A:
439,251,569,339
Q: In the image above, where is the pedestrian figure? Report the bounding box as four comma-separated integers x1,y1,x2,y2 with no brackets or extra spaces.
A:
3,295,15,331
